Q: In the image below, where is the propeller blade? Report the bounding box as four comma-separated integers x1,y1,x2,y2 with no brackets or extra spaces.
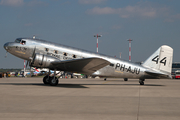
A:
29,47,36,66
32,47,36,58
26,61,29,68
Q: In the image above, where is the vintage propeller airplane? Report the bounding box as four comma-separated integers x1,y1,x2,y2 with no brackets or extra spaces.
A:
4,37,173,86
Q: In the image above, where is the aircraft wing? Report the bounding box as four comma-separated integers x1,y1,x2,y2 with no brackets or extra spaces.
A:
51,57,111,75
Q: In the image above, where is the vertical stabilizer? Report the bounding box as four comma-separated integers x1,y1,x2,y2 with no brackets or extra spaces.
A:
142,45,173,73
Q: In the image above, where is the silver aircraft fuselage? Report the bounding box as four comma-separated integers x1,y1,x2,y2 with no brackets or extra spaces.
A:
4,38,173,85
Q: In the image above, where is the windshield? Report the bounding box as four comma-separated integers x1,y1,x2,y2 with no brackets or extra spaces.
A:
15,39,21,43
15,38,26,45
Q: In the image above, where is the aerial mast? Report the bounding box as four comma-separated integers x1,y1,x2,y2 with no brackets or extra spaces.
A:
127,39,133,62
94,34,102,53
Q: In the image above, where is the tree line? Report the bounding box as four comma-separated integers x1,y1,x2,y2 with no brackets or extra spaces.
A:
0,69,21,73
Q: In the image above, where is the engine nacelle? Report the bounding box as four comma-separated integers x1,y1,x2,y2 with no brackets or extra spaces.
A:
30,54,59,68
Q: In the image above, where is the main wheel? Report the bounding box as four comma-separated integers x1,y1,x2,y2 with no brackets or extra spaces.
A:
43,75,50,84
49,77,59,86
124,78,128,81
139,81,144,85
139,79,144,85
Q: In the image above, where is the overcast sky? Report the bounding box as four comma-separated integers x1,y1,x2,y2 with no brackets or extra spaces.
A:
0,0,180,68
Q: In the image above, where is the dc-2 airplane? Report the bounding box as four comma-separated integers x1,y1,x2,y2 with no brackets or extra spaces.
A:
4,38,173,86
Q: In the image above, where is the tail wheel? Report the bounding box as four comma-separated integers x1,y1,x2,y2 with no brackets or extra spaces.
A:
139,81,144,85
49,77,59,86
139,79,145,85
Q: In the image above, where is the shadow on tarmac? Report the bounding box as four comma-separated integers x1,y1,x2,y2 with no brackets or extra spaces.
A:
0,83,165,88
0,83,88,88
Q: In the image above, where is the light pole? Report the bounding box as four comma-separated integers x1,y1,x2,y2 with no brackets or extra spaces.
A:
94,34,102,53
127,39,133,62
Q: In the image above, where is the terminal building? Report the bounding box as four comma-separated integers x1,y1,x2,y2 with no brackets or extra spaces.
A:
172,63,180,79
172,63,180,73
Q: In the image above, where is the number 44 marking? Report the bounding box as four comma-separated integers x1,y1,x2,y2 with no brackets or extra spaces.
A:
152,55,167,66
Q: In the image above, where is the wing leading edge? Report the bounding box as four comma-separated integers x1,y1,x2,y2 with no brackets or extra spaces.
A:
51,57,111,75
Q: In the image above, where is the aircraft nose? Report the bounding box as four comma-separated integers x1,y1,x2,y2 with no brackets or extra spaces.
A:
4,43,9,51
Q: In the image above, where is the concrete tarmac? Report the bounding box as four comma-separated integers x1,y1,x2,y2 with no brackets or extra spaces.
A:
0,77,180,120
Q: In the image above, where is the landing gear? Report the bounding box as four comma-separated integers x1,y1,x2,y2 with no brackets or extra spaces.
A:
124,78,128,81
139,79,145,85
104,78,107,81
42,69,59,86
43,75,50,84
49,77,59,86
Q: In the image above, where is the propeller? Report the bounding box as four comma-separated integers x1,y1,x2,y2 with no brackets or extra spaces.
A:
24,47,36,71
28,46,36,67
26,60,29,68
28,47,36,73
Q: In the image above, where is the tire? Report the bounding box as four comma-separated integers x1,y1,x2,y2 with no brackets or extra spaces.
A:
43,75,50,84
49,77,59,86
124,78,128,81
139,81,144,85
139,79,145,85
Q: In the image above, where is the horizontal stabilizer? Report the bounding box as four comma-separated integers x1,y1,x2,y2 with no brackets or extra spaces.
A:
145,70,172,79
51,57,110,74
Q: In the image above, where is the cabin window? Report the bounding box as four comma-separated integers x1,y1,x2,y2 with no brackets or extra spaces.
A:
72,54,76,58
110,63,114,67
54,50,58,54
45,48,49,52
63,52,67,56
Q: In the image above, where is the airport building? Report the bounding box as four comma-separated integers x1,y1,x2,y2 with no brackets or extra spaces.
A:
172,62,180,79
172,62,180,72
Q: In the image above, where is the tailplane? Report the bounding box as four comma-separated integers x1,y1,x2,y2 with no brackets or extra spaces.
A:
142,45,173,74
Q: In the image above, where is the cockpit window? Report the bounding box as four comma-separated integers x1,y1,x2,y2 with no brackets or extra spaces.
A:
21,40,26,45
15,39,26,45
15,39,21,43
